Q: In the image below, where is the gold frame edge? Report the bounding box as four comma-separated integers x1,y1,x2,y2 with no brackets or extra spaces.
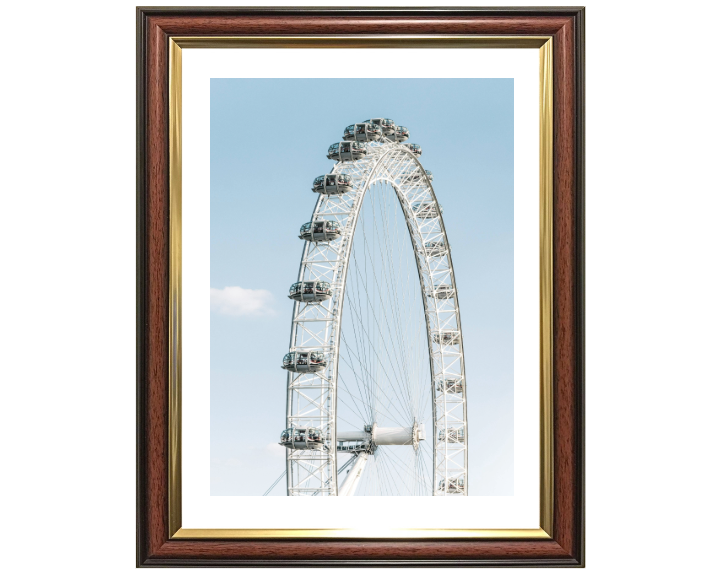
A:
538,38,555,537
167,35,554,540
168,38,183,538
172,527,551,540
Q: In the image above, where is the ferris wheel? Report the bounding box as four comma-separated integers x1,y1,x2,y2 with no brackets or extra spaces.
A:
279,118,468,496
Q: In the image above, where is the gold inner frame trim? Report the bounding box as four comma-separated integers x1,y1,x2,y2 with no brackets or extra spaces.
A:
174,528,551,540
168,35,553,540
168,38,182,537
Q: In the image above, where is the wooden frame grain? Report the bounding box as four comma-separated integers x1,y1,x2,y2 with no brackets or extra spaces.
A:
137,6,585,567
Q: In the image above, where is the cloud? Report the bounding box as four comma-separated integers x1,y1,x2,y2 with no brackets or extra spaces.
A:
210,286,276,317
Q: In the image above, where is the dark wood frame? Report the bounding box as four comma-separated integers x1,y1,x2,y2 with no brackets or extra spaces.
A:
137,6,585,567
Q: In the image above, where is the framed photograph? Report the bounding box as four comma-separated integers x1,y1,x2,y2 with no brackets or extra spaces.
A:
137,6,585,567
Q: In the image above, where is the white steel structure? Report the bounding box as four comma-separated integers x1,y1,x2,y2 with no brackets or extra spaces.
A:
282,120,467,496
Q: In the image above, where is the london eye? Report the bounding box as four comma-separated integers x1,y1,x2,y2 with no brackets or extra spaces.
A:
280,118,468,496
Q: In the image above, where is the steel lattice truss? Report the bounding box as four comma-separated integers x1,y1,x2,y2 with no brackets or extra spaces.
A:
285,135,468,496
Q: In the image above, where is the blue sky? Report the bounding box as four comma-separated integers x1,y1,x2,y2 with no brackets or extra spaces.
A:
210,78,514,496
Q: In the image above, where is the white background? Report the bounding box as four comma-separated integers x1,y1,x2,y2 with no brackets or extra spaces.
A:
1,0,718,573
182,48,539,529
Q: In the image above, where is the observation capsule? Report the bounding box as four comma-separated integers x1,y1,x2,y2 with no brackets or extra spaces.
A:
438,427,465,443
327,141,367,161
424,240,448,257
438,476,465,493
387,126,409,142
279,427,325,450
412,202,442,219
312,173,353,195
363,117,396,135
288,281,333,303
343,122,382,142
402,142,422,156
282,351,327,373
299,220,343,242
436,378,464,394
432,330,460,345
430,284,454,299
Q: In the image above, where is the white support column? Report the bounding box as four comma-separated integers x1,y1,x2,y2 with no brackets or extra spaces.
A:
338,452,370,497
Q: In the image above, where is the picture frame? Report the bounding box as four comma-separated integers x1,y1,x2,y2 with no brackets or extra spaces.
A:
137,6,585,567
